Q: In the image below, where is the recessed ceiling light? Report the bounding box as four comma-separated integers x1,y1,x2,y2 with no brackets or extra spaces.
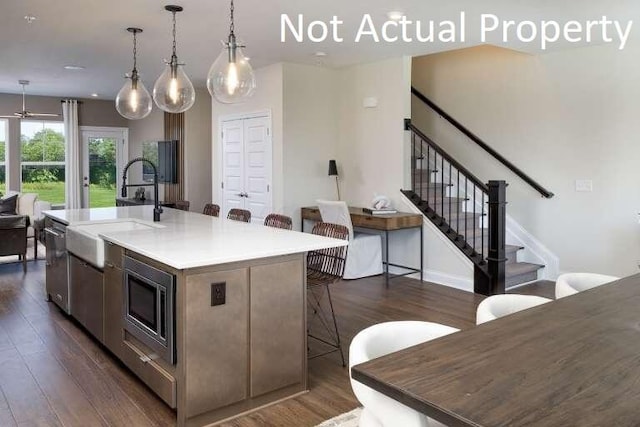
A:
314,51,327,57
90,93,99,98
24,15,37,24
64,65,86,70
387,11,404,21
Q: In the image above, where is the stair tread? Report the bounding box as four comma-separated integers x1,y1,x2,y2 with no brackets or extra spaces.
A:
444,211,484,218
506,262,544,277
427,197,469,203
495,245,524,253
402,189,542,288
474,245,524,252
413,183,453,187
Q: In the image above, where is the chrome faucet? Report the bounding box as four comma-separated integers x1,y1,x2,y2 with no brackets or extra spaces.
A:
121,157,163,222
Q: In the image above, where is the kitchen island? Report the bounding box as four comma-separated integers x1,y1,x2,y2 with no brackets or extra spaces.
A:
44,206,347,427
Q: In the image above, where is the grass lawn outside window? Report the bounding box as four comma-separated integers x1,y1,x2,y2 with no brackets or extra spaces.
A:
21,181,115,208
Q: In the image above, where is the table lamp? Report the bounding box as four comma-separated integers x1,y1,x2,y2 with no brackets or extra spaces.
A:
328,160,341,200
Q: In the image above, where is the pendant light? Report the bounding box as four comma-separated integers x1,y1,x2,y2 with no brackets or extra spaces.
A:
153,5,195,113
116,28,153,120
207,0,256,104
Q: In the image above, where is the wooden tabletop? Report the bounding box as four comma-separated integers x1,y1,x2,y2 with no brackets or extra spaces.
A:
351,274,640,427
301,206,422,231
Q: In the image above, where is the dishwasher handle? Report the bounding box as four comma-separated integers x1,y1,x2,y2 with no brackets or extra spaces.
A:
44,227,64,239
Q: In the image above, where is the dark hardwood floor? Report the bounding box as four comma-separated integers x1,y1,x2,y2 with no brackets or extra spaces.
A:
0,259,553,426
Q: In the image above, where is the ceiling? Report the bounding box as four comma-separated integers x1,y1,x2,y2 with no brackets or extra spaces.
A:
0,0,638,99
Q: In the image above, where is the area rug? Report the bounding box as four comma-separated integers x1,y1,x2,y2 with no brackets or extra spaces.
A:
316,408,362,427
0,239,45,265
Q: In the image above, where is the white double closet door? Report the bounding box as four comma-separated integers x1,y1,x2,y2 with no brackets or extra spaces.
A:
221,114,272,223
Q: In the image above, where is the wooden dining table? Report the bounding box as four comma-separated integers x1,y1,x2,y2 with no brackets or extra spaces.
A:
351,274,640,427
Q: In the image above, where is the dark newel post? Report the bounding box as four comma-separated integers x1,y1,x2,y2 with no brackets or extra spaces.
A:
486,180,507,295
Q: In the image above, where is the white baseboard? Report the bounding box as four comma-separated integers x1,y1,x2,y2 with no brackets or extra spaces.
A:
423,269,473,292
400,269,474,293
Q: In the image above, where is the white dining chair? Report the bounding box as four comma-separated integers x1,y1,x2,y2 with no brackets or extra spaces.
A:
476,294,552,325
555,273,620,299
349,321,459,427
317,200,383,279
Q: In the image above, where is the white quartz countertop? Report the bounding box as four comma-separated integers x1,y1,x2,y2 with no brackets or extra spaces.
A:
45,206,347,270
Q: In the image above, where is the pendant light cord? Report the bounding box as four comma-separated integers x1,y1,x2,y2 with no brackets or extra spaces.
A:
172,10,177,58
132,30,138,72
229,0,235,36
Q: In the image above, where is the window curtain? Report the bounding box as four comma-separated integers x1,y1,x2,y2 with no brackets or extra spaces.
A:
62,100,81,209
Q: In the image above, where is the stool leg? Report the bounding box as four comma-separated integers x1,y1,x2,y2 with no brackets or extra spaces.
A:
325,284,345,367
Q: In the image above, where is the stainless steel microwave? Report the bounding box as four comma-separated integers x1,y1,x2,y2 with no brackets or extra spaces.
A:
123,256,176,364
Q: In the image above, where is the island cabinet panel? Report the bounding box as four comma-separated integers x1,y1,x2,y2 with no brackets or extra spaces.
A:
103,244,124,358
250,259,305,397
69,254,104,343
184,268,249,418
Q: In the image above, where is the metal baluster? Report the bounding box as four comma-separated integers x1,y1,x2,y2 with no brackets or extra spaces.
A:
448,163,452,232
464,176,468,246
418,135,423,199
456,169,460,240
481,192,485,263
412,132,416,193
426,144,430,209
433,152,442,214
473,184,476,254
441,155,445,222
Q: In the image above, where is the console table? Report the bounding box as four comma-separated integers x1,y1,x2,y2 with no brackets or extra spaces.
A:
300,206,423,286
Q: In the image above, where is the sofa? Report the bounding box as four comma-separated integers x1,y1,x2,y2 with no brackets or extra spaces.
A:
1,192,51,259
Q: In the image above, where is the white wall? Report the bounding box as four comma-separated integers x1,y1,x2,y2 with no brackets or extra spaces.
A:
337,58,410,206
282,63,339,229
336,57,472,287
412,44,640,277
211,63,284,214
127,107,164,198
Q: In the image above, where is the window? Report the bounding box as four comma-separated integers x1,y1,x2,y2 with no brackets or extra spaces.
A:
0,120,6,195
21,121,65,204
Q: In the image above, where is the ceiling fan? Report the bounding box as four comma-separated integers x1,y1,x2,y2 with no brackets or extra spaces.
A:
0,80,60,119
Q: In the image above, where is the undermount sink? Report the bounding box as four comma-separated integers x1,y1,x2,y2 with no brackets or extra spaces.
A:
66,220,162,268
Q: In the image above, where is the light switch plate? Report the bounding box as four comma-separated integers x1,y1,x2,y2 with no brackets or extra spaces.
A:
363,97,378,108
575,179,593,192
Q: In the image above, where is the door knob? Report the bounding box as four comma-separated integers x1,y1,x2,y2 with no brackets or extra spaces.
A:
83,183,89,188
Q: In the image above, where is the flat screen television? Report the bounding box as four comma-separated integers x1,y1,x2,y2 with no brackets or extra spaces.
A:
142,140,178,183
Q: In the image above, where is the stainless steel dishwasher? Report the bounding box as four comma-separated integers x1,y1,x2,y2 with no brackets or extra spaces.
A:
45,219,70,314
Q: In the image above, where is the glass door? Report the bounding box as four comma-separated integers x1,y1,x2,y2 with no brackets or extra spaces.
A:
80,128,128,208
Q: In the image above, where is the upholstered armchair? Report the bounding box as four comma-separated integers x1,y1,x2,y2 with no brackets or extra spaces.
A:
4,192,51,259
0,215,28,272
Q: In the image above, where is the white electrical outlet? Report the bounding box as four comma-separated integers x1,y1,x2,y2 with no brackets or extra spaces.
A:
363,97,378,108
575,179,593,192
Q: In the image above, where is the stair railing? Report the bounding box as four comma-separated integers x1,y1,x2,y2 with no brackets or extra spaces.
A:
411,86,554,199
404,120,506,295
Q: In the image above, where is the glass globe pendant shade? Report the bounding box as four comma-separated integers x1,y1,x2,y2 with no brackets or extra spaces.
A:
116,76,152,120
153,61,196,113
207,44,256,104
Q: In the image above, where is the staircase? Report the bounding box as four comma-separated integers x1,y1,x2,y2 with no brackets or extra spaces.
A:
403,121,545,294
